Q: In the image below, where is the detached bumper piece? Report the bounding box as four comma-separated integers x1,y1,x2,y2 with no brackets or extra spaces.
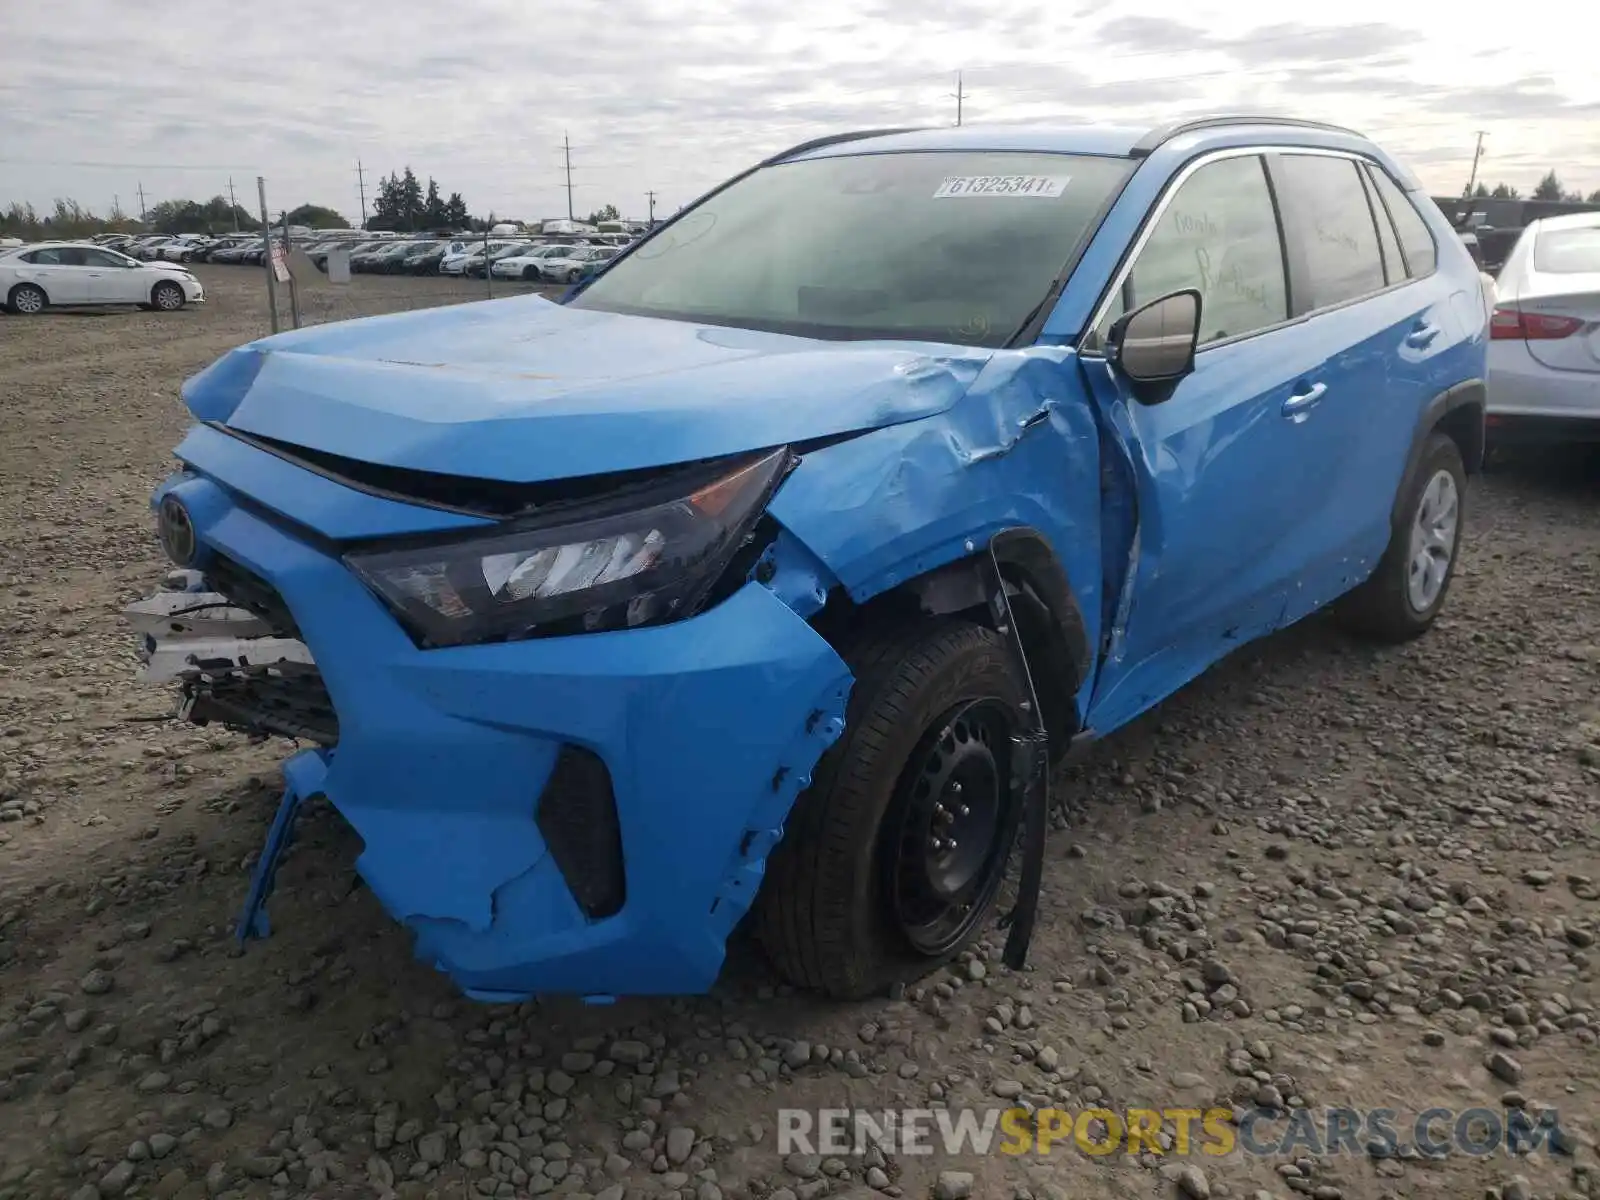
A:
124,570,337,744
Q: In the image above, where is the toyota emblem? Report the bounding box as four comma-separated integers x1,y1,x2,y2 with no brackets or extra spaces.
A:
157,495,197,566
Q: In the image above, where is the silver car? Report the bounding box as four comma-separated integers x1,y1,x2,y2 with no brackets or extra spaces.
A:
1487,212,1600,446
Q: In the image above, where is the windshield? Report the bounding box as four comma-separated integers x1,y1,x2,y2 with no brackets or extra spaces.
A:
1533,226,1600,274
570,150,1132,345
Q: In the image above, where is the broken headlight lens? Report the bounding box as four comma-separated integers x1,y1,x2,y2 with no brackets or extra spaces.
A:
345,449,791,647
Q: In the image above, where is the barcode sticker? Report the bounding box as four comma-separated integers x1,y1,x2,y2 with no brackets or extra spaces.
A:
932,176,1070,199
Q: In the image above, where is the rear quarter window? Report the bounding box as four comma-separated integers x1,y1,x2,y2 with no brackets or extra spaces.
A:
1366,166,1437,278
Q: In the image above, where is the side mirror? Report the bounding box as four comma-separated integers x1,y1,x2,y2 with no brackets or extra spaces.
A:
1106,288,1201,401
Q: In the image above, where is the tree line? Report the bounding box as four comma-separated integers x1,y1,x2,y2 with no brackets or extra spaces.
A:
1470,170,1600,203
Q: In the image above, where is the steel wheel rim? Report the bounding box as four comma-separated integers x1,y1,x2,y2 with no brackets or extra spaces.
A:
882,698,1018,956
1406,468,1459,612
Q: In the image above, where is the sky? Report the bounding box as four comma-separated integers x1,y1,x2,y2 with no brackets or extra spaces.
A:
1,0,1596,225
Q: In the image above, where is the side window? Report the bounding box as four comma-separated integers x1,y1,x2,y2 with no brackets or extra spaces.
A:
1359,168,1405,285
1366,165,1437,278
1103,155,1288,347
24,248,63,264
57,248,89,266
1272,155,1387,309
84,249,126,268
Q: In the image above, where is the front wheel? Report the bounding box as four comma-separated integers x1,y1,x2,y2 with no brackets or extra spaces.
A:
756,620,1028,998
522,266,540,282
151,281,185,312
1335,431,1466,642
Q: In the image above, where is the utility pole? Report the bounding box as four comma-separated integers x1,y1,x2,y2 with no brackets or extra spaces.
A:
136,182,147,223
949,71,965,126
646,190,657,224
562,133,575,221
355,160,368,229
227,177,240,231
257,177,279,335
1464,130,1487,198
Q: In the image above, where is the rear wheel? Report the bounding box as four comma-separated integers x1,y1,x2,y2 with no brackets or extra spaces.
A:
151,281,185,312
756,620,1028,998
7,283,46,315
1336,431,1466,641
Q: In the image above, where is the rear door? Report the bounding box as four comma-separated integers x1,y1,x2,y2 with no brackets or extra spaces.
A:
1079,151,1334,732
18,247,85,302
1262,152,1462,622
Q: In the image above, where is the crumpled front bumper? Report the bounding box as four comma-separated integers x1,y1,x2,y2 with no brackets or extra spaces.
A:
126,472,852,1000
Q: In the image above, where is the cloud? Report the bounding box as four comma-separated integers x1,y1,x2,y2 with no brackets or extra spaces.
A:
0,0,1594,217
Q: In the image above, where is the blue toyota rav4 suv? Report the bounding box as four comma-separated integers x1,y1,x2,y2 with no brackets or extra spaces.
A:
127,116,1489,1003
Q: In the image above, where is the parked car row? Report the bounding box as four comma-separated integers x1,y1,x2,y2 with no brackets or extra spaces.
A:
81,228,637,284
303,233,626,282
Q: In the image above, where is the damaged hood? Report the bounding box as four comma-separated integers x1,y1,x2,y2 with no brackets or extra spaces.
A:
183,293,992,482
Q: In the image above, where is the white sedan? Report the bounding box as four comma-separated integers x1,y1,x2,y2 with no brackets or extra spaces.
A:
1,242,205,315
439,240,518,276
1487,212,1600,447
536,245,616,284
490,245,577,281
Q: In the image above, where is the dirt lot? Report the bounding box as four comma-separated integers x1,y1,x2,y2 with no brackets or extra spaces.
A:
1,265,1597,1200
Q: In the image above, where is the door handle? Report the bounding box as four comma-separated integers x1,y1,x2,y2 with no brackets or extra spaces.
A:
1406,323,1440,348
1281,381,1327,417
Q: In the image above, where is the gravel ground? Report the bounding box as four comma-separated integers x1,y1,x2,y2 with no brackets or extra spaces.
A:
1,266,1597,1200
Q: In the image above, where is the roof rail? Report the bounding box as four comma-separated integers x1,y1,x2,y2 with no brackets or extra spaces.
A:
761,127,924,166
1130,115,1365,158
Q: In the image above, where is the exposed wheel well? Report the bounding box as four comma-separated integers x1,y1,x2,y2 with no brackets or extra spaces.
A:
812,544,1086,759
8,281,48,304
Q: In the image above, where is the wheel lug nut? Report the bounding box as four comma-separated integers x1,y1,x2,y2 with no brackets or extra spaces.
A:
958,805,970,817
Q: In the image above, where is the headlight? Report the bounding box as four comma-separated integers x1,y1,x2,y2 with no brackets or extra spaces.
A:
344,448,791,647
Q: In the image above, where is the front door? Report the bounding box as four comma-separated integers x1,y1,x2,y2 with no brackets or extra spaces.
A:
1078,151,1338,734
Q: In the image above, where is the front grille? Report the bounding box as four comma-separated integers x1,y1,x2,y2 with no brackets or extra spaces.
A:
205,553,300,638
184,553,335,744
213,423,737,521
536,747,626,919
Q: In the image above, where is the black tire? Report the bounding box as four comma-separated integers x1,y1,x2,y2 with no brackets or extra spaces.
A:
7,283,47,315
522,266,540,282
151,281,185,312
1336,431,1466,642
756,619,1028,998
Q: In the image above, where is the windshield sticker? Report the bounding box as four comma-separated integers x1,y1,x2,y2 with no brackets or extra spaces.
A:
932,176,1069,199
